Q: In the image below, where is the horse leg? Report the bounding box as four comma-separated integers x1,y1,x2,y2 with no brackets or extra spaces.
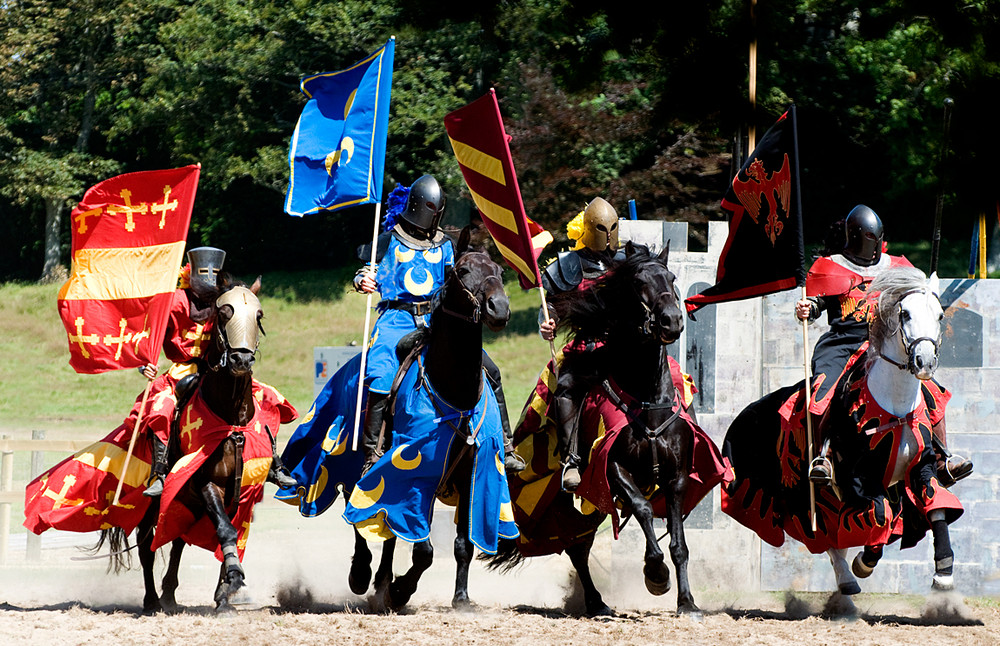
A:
369,536,396,612
201,482,244,613
662,482,699,614
137,509,162,614
566,536,613,617
827,548,861,595
452,490,474,609
851,544,884,579
929,509,955,591
348,527,373,595
159,538,186,611
388,539,433,610
607,463,671,599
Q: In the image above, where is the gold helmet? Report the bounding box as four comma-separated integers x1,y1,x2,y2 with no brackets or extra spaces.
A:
576,197,619,253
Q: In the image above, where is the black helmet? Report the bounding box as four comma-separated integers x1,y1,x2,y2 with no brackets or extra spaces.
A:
843,205,883,266
400,175,446,237
187,246,226,301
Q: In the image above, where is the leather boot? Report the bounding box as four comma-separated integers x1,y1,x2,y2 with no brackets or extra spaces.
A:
361,392,390,475
143,434,170,497
264,425,299,489
931,419,973,487
491,377,525,474
553,395,582,491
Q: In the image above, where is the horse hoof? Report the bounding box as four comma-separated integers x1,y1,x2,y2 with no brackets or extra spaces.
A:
852,553,875,579
387,582,413,611
838,581,861,596
348,564,372,595
643,562,671,596
452,596,474,611
932,573,955,591
586,602,615,618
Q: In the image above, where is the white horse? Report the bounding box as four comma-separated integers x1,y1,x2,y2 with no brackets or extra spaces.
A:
723,267,962,598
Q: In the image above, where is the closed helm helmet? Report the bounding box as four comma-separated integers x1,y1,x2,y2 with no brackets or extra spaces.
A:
187,246,226,301
400,175,446,237
578,197,619,253
843,205,883,266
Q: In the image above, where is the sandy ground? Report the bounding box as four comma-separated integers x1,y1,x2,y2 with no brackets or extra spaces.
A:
1,500,998,645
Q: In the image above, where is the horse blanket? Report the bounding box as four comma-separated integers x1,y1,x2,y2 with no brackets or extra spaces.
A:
510,353,729,557
722,343,962,554
274,352,367,516
24,380,296,563
343,351,519,554
150,381,296,560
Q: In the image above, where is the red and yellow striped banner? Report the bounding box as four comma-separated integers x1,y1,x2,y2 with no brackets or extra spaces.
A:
57,165,199,373
444,90,552,289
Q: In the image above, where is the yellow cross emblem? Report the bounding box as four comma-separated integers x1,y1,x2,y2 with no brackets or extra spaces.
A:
183,323,210,357
105,188,148,232
103,318,134,361
150,185,178,230
181,406,203,447
68,317,100,359
74,206,102,234
237,520,251,550
42,474,85,510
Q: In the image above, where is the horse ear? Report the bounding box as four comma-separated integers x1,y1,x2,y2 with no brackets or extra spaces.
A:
625,240,637,257
458,226,472,255
250,276,262,295
657,240,670,264
928,271,940,297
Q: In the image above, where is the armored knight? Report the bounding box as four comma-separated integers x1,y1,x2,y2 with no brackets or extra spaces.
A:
539,197,624,490
796,205,972,486
354,175,523,474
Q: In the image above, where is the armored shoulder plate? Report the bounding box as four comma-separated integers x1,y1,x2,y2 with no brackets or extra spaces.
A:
541,251,583,295
356,231,393,263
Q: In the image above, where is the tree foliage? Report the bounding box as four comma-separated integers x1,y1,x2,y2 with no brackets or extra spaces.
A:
2,0,998,280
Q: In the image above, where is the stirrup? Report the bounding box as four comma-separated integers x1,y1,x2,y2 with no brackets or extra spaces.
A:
939,455,973,488
268,468,299,489
561,463,581,492
504,451,526,474
143,474,164,498
808,456,833,486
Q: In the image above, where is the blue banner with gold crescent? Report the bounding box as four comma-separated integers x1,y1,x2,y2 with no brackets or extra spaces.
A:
284,38,395,216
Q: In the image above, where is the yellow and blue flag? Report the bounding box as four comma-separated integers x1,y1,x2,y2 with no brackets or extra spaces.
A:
285,38,395,216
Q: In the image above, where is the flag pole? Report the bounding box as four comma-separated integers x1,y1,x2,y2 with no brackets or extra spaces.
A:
538,286,558,365
800,291,817,532
113,376,153,506
352,202,382,451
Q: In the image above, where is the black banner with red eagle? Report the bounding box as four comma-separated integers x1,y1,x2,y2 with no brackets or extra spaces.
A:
685,106,805,314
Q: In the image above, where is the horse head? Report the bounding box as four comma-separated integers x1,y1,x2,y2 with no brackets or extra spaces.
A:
625,240,684,345
441,227,510,332
211,275,265,377
868,267,942,380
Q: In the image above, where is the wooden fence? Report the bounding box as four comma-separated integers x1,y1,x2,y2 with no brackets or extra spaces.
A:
0,431,91,566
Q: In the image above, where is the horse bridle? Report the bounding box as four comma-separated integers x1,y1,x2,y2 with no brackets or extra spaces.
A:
878,287,942,372
438,254,503,325
633,270,681,339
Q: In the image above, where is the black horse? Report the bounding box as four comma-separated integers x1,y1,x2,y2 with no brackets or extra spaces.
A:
102,275,294,613
345,228,513,610
484,242,726,616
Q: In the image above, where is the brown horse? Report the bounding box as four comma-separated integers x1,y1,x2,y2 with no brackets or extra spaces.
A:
102,275,292,613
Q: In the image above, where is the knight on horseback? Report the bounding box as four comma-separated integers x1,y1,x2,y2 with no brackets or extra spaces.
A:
353,174,523,475
794,205,971,487
538,196,623,490
140,247,297,497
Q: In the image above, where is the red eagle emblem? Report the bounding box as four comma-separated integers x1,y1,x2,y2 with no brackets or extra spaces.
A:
731,153,792,245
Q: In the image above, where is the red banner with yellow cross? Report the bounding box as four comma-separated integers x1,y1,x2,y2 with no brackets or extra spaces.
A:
444,90,552,289
57,165,200,373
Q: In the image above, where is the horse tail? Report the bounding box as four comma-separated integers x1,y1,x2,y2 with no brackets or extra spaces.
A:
477,537,525,572
88,527,134,574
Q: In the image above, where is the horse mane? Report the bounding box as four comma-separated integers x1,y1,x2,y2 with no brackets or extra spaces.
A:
866,265,929,366
554,245,654,341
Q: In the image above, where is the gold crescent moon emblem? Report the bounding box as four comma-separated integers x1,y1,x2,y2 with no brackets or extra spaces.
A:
349,476,385,510
495,450,505,475
499,500,515,523
304,466,329,504
395,246,416,263
391,444,422,471
321,425,348,455
325,137,356,175
404,268,434,296
423,247,443,263
344,88,357,119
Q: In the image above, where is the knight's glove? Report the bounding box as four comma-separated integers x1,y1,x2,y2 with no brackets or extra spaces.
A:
353,265,376,293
